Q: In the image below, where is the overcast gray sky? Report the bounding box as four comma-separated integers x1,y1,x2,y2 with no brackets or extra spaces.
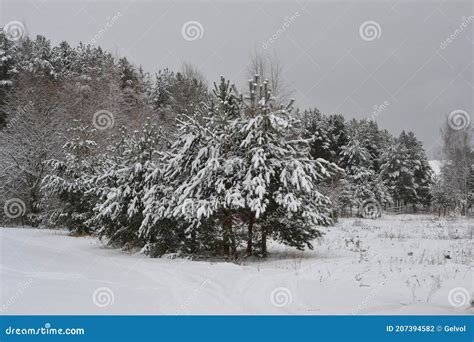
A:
1,0,473,157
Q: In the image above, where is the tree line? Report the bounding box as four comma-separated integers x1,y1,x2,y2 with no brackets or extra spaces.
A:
0,32,471,258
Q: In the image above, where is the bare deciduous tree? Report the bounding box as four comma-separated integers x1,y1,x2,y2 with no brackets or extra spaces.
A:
0,74,65,225
438,120,473,215
247,50,293,105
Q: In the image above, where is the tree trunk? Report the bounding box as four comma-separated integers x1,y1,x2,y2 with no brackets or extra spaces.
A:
191,230,197,254
230,223,236,257
222,212,231,256
261,226,267,258
246,214,254,255
222,211,236,257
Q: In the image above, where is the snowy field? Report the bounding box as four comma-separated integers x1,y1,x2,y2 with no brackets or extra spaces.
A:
1,215,472,315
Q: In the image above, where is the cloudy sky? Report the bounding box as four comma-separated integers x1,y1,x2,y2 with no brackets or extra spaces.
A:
1,0,472,157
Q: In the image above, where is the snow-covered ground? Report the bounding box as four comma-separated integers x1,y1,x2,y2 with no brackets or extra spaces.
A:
1,215,472,315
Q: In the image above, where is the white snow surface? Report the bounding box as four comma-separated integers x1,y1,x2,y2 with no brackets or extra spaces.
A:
1,215,472,315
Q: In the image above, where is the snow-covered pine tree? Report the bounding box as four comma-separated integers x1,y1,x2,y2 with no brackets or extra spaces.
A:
203,76,245,255
171,64,209,119
140,115,212,255
142,76,244,257
51,41,77,79
238,75,340,256
138,161,187,257
0,30,16,128
141,75,340,258
42,121,98,233
337,132,391,218
338,135,374,214
380,131,433,212
299,108,333,161
327,114,350,164
399,131,433,208
351,119,385,172
117,57,155,129
298,111,347,220
90,119,165,249
299,110,349,167
430,175,454,216
468,164,474,214
380,135,417,211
